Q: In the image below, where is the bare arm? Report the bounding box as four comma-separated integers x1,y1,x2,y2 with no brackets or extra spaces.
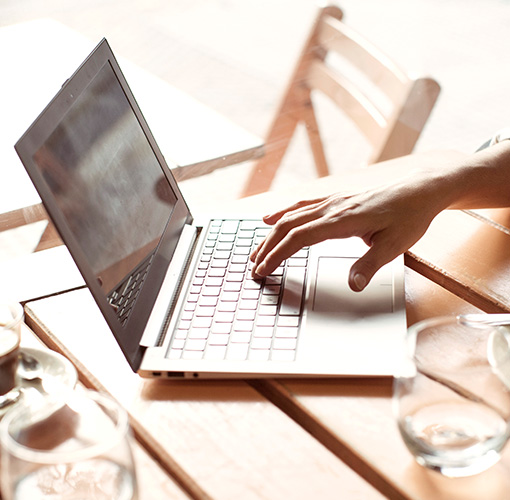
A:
250,142,510,291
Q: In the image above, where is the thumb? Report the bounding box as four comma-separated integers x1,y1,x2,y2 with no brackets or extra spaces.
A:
348,243,395,292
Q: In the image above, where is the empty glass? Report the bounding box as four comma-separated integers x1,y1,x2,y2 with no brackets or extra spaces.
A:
0,302,23,408
0,389,138,499
393,316,510,477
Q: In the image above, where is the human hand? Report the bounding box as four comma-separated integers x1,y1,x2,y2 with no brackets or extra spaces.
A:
250,178,443,291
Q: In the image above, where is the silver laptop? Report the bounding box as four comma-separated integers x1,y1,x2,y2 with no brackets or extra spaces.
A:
15,39,407,379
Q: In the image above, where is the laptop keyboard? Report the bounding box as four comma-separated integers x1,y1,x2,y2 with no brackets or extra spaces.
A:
108,253,155,326
168,219,309,362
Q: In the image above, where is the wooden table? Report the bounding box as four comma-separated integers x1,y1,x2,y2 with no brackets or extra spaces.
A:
23,152,510,499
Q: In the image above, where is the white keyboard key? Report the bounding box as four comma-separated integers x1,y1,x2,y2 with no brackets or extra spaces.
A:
211,322,232,334
273,338,297,350
275,327,299,338
256,316,275,327
181,350,204,360
168,348,182,360
188,328,210,339
277,316,299,327
233,320,254,332
253,326,274,338
226,343,249,361
259,305,277,316
184,338,207,351
261,295,278,306
248,349,270,362
236,309,256,321
171,338,185,349
239,299,258,310
204,345,227,360
208,333,230,346
221,292,239,302
251,337,272,349
218,301,237,312
199,296,218,307
192,316,212,328
230,331,251,343
223,281,242,292
221,220,240,234
195,306,215,317
214,311,235,323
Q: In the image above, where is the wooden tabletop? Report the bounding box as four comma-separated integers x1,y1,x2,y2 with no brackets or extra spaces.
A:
23,151,510,499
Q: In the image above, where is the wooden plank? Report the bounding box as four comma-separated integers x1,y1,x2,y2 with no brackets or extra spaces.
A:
406,209,510,313
25,289,386,500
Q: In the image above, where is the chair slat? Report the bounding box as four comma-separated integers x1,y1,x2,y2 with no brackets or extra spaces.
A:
307,59,385,144
317,16,408,104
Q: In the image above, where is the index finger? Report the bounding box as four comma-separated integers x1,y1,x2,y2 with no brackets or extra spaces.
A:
252,216,335,277
251,197,328,263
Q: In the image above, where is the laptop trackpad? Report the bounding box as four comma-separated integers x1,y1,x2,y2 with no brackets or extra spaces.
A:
312,257,393,315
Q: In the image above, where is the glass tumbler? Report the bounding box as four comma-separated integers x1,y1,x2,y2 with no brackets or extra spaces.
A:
393,316,510,477
0,302,23,408
0,389,138,499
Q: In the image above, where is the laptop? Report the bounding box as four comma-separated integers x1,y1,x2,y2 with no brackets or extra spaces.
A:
15,39,407,379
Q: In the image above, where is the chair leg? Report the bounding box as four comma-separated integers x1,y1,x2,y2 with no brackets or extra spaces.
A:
34,221,62,252
369,77,441,164
302,98,330,177
240,112,300,197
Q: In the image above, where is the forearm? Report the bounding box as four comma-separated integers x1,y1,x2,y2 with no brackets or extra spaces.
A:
431,141,510,210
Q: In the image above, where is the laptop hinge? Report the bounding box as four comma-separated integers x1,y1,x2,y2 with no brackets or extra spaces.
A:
139,224,200,348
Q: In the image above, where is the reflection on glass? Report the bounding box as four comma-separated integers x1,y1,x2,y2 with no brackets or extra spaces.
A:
33,62,177,301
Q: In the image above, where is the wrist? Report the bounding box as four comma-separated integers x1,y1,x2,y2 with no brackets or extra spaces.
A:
446,140,510,209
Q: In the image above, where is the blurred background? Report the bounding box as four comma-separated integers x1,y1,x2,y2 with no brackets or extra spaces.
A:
2,0,510,211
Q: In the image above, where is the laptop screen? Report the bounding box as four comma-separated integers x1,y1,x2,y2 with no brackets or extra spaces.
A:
33,61,178,295
16,39,193,370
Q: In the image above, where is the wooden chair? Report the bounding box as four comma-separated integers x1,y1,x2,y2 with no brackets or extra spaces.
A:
241,4,441,197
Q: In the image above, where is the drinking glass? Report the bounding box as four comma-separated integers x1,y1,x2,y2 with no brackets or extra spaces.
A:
0,302,23,408
393,316,510,477
0,389,138,499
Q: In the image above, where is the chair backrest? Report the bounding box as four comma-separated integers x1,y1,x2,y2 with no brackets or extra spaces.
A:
241,4,440,197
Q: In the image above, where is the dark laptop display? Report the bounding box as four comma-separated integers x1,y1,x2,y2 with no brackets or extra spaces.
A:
16,40,192,369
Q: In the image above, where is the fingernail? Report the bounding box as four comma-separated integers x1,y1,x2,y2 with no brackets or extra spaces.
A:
353,273,367,291
254,263,266,277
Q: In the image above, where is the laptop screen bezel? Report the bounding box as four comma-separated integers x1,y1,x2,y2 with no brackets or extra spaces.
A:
15,39,193,371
